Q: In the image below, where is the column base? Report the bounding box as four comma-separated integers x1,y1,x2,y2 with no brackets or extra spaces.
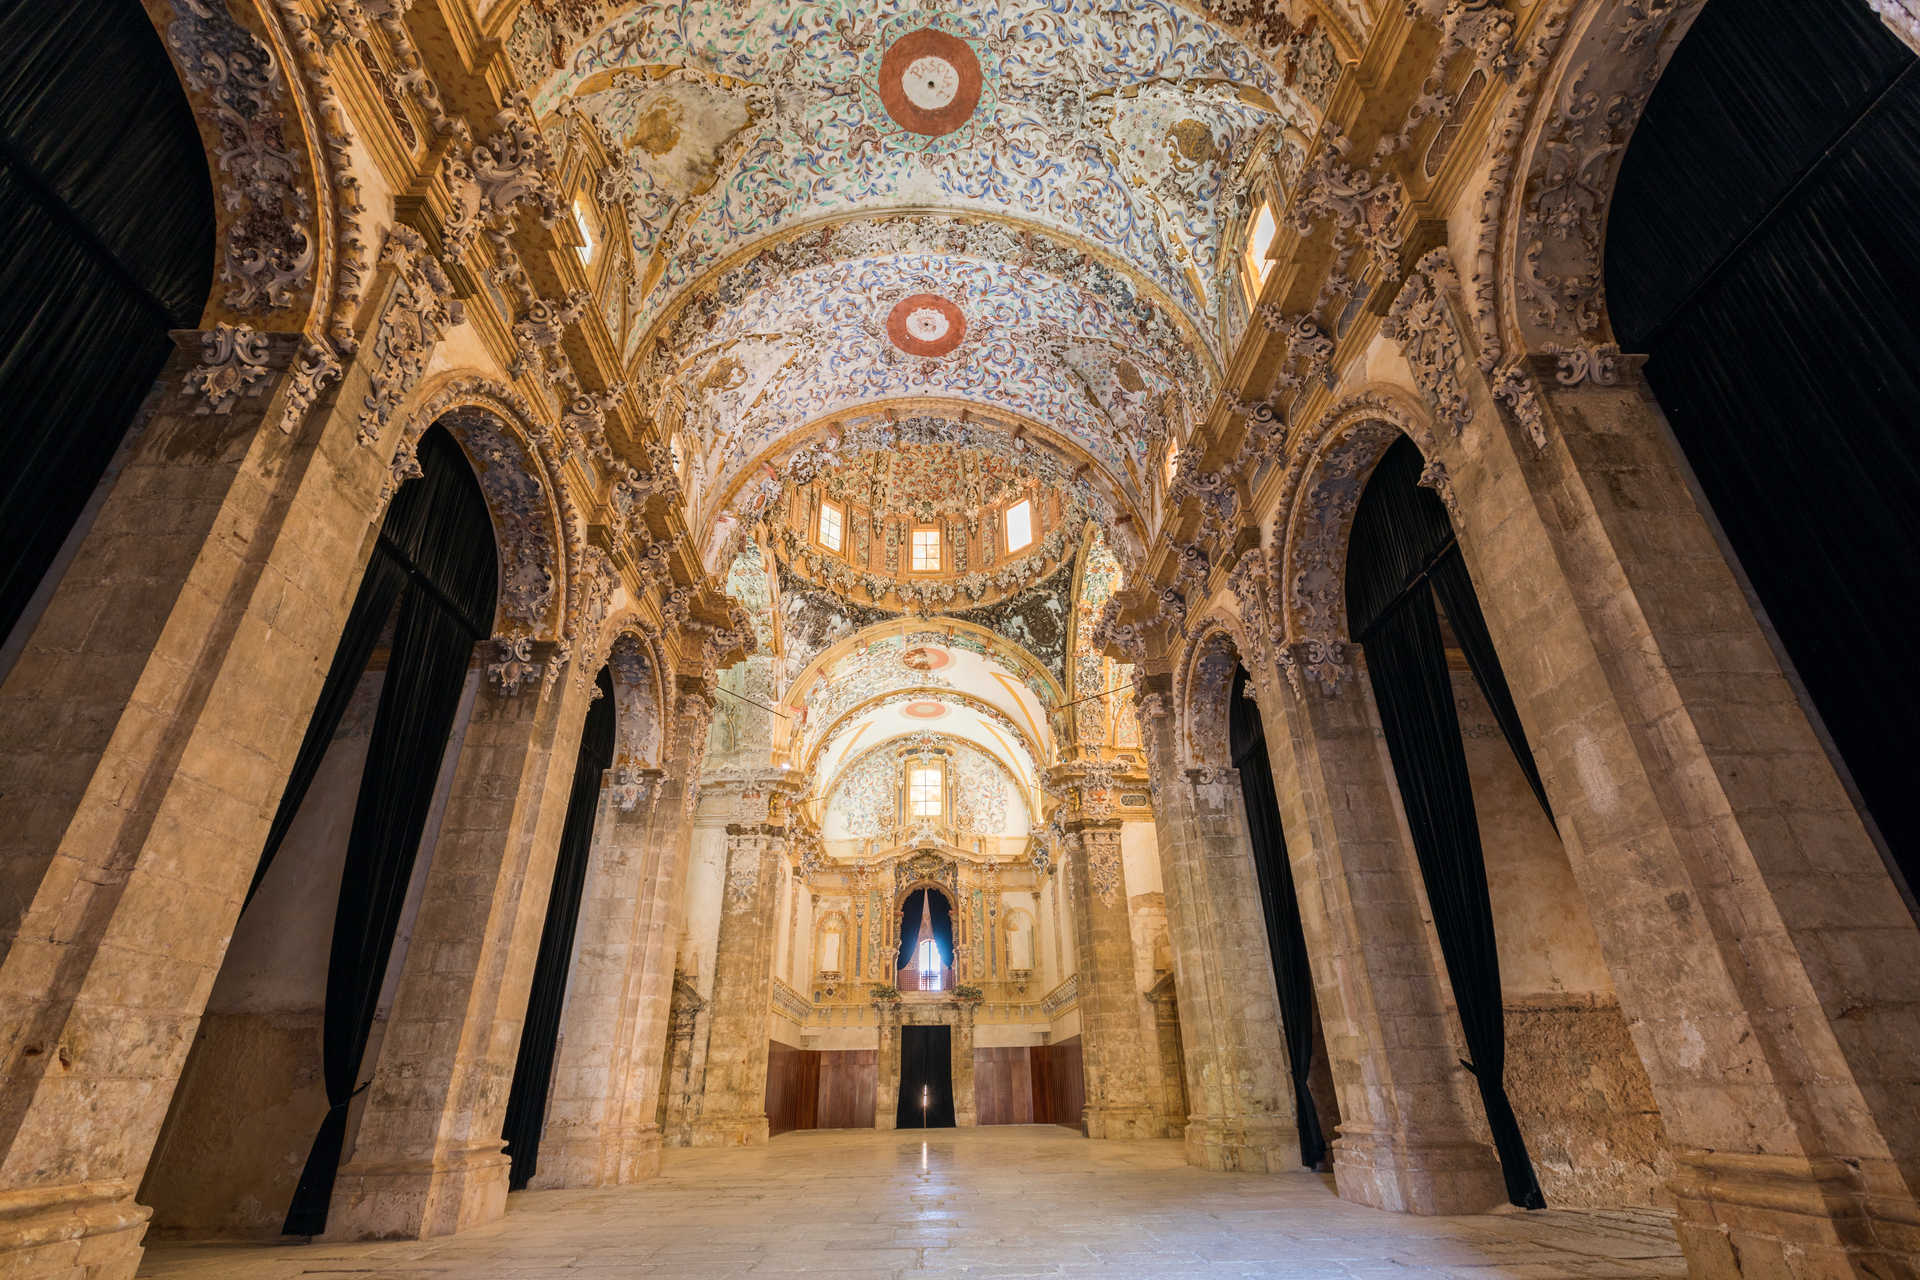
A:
325,1143,509,1241
1669,1149,1920,1278
687,1112,769,1147
1183,1114,1301,1173
617,1124,664,1182
1330,1126,1505,1215
1086,1104,1162,1141
0,1181,149,1280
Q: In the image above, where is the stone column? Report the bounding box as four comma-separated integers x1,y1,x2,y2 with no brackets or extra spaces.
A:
1134,686,1298,1172
326,651,597,1240
1061,823,1161,1139
1446,356,1920,1274
1258,672,1507,1214
0,328,402,1279
609,681,717,1177
523,770,663,1189
952,1002,978,1128
689,791,794,1147
874,1001,901,1130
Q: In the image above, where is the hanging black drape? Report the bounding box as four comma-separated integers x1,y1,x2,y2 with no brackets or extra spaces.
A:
1349,436,1545,1209
251,428,500,899
1606,0,1920,905
502,666,618,1191
1229,665,1328,1169
0,0,215,644
895,888,953,970
281,426,498,1236
896,1025,956,1129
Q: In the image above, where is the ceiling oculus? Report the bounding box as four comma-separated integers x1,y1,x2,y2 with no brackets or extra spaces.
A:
886,293,967,357
877,28,983,137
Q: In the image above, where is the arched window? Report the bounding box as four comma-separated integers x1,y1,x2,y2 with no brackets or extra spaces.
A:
918,937,942,991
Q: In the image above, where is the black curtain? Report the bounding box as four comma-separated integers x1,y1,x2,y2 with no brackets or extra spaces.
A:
1229,665,1328,1169
251,429,501,899
1606,0,1920,905
281,426,498,1236
896,1025,955,1128
1348,437,1545,1209
502,665,618,1191
895,888,953,970
0,1,216,644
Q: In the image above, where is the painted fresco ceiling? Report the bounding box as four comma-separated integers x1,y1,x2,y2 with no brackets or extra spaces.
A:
517,0,1347,524
787,627,1053,763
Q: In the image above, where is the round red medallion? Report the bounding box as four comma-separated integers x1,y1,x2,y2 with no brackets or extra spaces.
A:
877,29,983,137
886,294,967,357
902,645,952,671
902,701,949,720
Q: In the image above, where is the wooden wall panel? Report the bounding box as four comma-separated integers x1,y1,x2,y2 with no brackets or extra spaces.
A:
816,1049,877,1129
973,1047,1035,1125
766,1040,816,1136
1030,1037,1086,1133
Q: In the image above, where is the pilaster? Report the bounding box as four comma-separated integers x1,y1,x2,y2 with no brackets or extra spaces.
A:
687,774,800,1148
326,646,597,1240
952,1003,979,1128
1058,818,1161,1140
0,330,401,1279
1446,355,1920,1274
1257,674,1507,1214
1133,688,1300,1172
525,769,664,1189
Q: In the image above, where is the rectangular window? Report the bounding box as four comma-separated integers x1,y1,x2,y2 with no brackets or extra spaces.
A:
1244,201,1277,295
1004,498,1033,552
909,765,942,817
573,198,598,265
911,527,940,572
818,500,843,552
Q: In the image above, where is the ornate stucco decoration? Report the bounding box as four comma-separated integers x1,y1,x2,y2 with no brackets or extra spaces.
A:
1382,248,1475,438
359,226,462,445
163,0,317,315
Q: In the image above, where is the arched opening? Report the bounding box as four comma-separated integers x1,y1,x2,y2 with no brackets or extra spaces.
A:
1605,0,1920,903
1228,664,1340,1172
1345,436,1669,1209
141,424,499,1239
502,664,618,1191
895,886,953,993
0,2,216,648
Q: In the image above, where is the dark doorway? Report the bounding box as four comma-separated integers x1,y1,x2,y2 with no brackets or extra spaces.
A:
896,1025,955,1128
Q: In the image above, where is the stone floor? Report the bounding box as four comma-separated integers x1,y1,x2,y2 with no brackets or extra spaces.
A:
139,1126,1686,1278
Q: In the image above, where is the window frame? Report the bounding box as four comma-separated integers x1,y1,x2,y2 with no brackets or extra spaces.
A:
1004,497,1033,553
909,526,941,573
572,197,598,266
818,498,844,553
908,762,944,818
1242,199,1277,301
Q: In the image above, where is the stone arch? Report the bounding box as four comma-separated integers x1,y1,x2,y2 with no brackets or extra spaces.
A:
1173,625,1250,774
146,0,364,338
1270,389,1446,695
605,623,669,772
1474,0,1712,375
388,375,575,643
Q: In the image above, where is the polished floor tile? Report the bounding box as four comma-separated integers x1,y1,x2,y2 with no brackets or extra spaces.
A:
138,1126,1685,1278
